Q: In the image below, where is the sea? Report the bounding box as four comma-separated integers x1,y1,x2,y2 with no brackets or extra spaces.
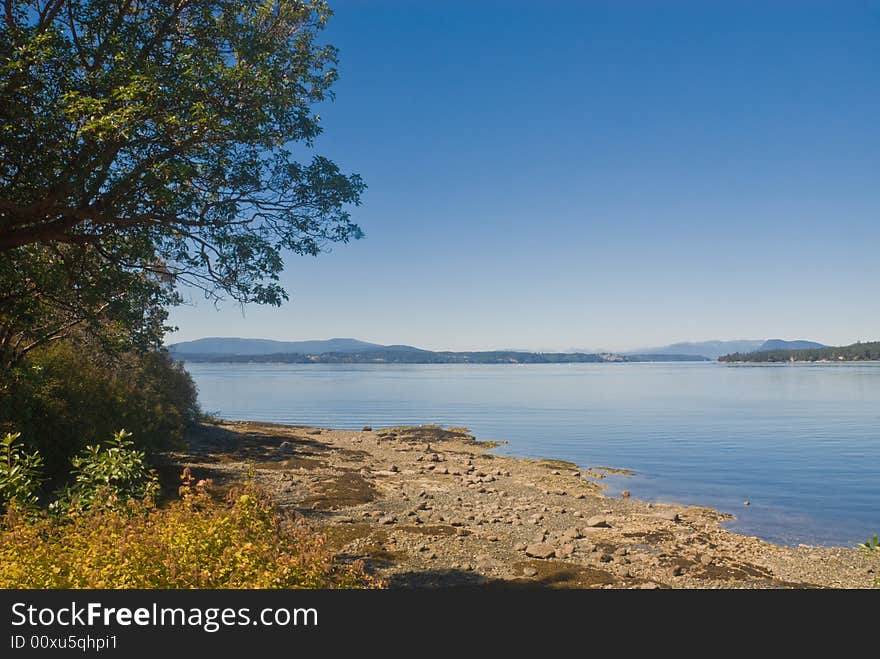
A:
184,361,880,547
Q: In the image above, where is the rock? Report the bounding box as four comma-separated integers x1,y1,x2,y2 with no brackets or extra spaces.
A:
362,426,372,431
655,510,680,523
597,553,613,563
562,526,582,540
621,490,631,498
522,567,538,577
559,543,576,557
513,542,527,551
524,543,557,559
389,464,399,472
638,582,661,590
378,515,396,525
585,515,610,528
277,441,294,454
669,565,683,577
700,554,714,566
743,500,750,506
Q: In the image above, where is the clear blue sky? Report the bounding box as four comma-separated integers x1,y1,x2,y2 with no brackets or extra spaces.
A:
167,0,880,351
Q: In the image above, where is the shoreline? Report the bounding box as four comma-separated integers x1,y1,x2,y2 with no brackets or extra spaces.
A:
720,360,880,365
165,419,876,589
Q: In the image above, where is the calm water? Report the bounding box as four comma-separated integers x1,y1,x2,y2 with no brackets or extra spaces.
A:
185,361,880,547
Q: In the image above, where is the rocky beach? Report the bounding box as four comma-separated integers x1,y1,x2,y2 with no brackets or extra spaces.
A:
164,420,877,589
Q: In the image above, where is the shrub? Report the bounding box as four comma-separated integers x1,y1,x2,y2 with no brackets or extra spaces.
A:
0,473,379,589
0,341,199,482
862,535,880,587
50,430,159,514
0,432,44,511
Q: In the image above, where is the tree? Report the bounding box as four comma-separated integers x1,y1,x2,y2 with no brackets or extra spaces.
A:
0,241,175,368
0,0,364,365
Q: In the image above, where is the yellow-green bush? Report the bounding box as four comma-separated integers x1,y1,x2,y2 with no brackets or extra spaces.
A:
0,475,379,589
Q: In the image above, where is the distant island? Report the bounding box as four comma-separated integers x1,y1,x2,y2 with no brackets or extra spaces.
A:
719,341,880,363
168,337,710,364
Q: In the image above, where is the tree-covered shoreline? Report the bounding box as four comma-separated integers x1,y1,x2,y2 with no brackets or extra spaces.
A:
173,350,711,364
719,341,880,363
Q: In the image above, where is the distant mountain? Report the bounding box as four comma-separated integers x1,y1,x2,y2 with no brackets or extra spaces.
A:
626,340,765,360
170,337,828,362
167,337,424,356
170,349,710,365
758,339,826,351
166,337,711,364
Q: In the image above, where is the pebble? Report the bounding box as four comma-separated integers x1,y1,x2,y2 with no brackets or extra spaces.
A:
362,426,372,431
522,567,538,577
584,515,610,528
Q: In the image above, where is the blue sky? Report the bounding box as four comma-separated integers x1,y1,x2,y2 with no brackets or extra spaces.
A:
167,0,880,351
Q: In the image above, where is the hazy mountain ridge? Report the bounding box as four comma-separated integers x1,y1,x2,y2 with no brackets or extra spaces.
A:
627,339,826,360
168,349,711,364
625,340,765,360
168,337,423,356
169,337,825,362
167,337,710,363
757,339,826,351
